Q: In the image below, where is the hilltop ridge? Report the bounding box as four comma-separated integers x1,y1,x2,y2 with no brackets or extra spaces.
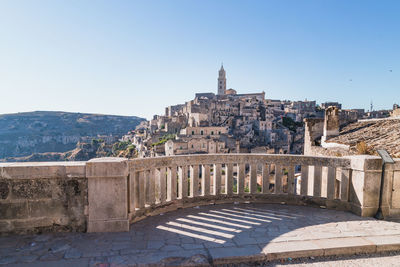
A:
0,111,145,159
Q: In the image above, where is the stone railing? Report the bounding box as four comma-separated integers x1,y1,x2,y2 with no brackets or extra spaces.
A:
1,154,399,234
86,154,396,232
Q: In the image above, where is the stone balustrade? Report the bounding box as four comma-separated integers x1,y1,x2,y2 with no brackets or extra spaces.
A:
1,154,399,234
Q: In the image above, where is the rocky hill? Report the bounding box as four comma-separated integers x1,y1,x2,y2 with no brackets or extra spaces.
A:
1,139,138,162
0,111,145,160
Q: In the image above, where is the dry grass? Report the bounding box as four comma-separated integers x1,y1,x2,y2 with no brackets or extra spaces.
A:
356,141,375,155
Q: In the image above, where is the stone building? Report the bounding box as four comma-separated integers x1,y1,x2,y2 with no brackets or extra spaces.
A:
304,106,400,158
180,126,228,137
321,102,342,109
132,66,323,157
391,104,400,117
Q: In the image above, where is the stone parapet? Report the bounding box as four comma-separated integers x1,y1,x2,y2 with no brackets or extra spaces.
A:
1,154,399,234
0,162,87,235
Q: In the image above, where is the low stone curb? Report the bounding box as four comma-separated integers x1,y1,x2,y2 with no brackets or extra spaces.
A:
210,235,400,265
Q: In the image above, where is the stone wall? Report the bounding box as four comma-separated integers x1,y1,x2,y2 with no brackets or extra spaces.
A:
322,106,340,142
303,118,324,155
0,162,88,235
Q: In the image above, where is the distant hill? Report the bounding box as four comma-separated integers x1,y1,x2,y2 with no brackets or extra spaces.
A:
1,139,138,162
0,111,145,159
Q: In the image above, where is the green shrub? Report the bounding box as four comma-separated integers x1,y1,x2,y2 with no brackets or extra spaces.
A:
151,134,176,147
282,116,303,132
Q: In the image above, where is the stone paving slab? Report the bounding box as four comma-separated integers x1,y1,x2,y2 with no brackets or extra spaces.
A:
1,203,400,266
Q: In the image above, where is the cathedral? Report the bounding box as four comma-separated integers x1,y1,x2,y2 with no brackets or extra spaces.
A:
217,65,226,95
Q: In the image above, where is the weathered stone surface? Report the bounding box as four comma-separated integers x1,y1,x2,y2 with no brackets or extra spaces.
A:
86,158,129,233
0,174,87,235
313,237,376,256
86,157,128,178
263,240,323,260
28,199,66,218
64,248,82,259
49,241,71,253
88,219,129,233
11,179,53,199
0,181,9,200
1,153,399,238
1,204,400,265
158,254,211,267
210,245,263,264
0,202,28,220
365,235,400,252
0,255,18,265
0,221,11,232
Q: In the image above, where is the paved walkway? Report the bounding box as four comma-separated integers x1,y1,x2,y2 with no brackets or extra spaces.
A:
1,203,400,266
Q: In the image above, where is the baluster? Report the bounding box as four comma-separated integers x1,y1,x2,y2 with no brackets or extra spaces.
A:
148,168,156,205
313,166,322,197
237,163,245,194
202,164,211,196
158,167,167,203
262,164,270,194
250,163,257,194
327,167,336,200
132,171,141,210
300,165,309,196
190,165,199,197
340,168,350,201
213,164,222,195
275,165,283,194
225,163,233,195
287,165,295,195
145,169,151,206
335,169,340,199
178,166,188,199
138,171,145,208
167,165,177,201
128,171,134,213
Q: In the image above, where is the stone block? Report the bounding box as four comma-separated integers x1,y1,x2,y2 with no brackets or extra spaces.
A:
0,202,28,220
347,155,381,172
392,171,400,209
88,219,129,232
28,199,66,218
365,235,400,252
88,177,128,221
349,170,363,206
262,240,323,260
312,237,376,256
11,217,61,230
0,181,9,200
1,163,85,179
86,158,128,178
87,158,129,232
363,171,382,207
209,245,264,265
0,220,11,232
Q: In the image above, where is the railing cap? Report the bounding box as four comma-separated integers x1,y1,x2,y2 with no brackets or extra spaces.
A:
344,155,382,171
0,162,86,179
87,157,128,178
88,157,128,163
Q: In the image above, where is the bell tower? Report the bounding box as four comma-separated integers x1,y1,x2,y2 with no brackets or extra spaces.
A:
217,64,226,95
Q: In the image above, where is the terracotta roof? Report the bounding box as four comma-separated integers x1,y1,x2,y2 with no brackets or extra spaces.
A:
327,118,400,157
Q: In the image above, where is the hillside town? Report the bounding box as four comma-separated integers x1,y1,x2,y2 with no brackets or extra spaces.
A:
123,66,397,158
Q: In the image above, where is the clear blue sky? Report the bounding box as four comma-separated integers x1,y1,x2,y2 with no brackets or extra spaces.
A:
0,0,399,119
